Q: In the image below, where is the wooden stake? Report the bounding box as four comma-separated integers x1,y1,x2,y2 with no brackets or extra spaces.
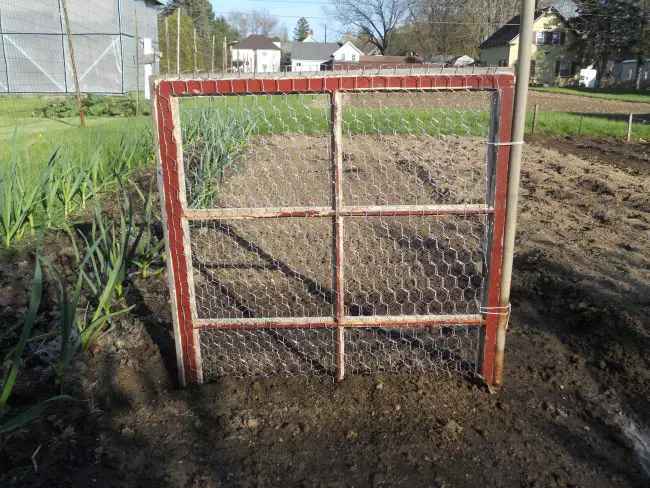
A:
531,103,539,134
628,113,634,142
60,0,85,127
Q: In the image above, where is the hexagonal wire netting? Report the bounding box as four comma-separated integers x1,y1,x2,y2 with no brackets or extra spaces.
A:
153,71,514,385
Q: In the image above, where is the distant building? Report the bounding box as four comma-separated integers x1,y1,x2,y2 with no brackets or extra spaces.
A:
612,59,650,88
330,55,423,71
0,0,162,94
291,41,363,72
479,6,580,85
231,35,281,73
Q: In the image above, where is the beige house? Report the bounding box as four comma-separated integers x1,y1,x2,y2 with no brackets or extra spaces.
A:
479,7,580,85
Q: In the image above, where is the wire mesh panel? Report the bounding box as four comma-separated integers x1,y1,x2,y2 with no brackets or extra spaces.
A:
153,70,514,386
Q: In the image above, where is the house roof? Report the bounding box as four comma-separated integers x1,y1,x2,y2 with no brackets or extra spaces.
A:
234,35,281,51
480,7,557,49
292,42,341,61
333,41,364,57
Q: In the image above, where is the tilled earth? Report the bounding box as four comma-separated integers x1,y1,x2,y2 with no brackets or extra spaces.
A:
1,137,649,487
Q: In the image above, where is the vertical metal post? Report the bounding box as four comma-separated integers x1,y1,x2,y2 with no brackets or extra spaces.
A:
176,8,181,75
331,90,345,382
627,113,633,141
134,3,140,116
193,28,198,76
223,36,227,72
60,0,85,127
493,0,535,386
531,103,539,134
211,35,215,74
165,16,170,75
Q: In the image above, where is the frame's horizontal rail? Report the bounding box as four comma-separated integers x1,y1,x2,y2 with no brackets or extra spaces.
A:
185,204,493,221
194,314,483,330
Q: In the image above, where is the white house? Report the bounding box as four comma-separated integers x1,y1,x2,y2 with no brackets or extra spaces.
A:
333,42,364,63
291,41,364,72
231,35,281,73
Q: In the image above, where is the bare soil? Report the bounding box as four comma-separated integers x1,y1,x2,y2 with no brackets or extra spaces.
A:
527,91,650,114
1,136,650,487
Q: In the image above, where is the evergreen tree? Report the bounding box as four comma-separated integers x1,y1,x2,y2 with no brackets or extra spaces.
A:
293,17,311,41
158,8,203,73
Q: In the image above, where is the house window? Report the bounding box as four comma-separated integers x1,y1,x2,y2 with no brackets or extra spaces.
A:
536,31,545,45
644,71,649,80
498,59,508,67
552,31,565,45
556,60,571,77
351,53,356,61
341,53,346,61
530,60,536,78
626,68,634,81
261,51,267,56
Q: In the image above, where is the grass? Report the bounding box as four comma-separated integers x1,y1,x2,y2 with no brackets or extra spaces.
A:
530,86,650,104
526,110,650,139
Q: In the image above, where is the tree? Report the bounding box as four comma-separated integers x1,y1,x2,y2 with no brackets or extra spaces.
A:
331,0,411,54
228,9,283,38
162,1,238,72
294,17,311,41
572,0,645,87
158,8,202,73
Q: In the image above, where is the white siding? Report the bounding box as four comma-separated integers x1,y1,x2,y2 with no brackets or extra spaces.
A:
231,48,280,73
292,60,325,72
333,42,363,62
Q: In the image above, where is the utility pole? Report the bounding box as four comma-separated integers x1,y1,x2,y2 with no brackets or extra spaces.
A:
60,0,85,127
324,25,327,43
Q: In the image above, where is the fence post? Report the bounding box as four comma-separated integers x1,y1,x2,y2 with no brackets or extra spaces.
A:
531,103,539,134
165,16,170,76
60,0,85,127
211,35,215,74
577,114,584,136
493,0,535,386
134,3,140,116
176,8,181,75
628,113,633,142
193,28,198,76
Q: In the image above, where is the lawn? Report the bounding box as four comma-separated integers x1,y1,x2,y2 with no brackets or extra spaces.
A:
526,110,650,139
530,86,650,104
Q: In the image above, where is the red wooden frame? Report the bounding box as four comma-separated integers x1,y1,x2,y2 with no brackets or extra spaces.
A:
153,71,514,386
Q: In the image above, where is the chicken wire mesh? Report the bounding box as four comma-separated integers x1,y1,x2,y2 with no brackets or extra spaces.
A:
153,71,514,385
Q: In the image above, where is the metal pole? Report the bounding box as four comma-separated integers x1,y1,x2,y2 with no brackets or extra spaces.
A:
165,16,170,75
60,0,85,127
211,35,215,74
134,3,140,116
531,104,539,134
176,8,181,75
493,0,535,386
223,36,227,72
193,28,198,76
627,113,633,141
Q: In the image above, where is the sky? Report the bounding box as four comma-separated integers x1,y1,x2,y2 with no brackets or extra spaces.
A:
210,0,339,42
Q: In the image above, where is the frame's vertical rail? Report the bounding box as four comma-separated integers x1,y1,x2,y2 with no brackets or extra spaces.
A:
154,82,200,386
331,89,345,381
481,80,515,384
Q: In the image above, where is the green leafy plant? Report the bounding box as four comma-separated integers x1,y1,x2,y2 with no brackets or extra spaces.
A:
183,107,254,208
0,259,75,440
131,178,165,278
